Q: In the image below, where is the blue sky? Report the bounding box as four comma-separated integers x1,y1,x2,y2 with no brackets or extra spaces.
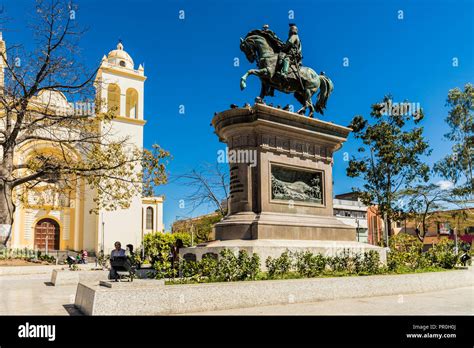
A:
5,0,474,230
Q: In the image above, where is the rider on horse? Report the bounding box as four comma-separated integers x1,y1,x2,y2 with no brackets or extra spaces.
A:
279,23,303,78
240,24,333,117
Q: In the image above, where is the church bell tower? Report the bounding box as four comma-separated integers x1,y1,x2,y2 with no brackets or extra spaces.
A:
93,41,147,253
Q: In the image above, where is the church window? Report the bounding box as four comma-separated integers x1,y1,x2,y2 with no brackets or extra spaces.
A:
146,207,154,230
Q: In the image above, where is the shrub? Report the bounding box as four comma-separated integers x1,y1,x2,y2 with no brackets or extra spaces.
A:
237,250,260,280
143,232,191,266
265,250,292,278
153,258,176,279
215,249,241,282
327,250,352,273
387,234,424,271
97,251,110,268
37,252,56,264
326,250,369,275
0,248,53,262
348,251,363,275
295,251,327,277
199,254,219,280
177,250,260,282
180,259,199,278
426,239,459,269
166,243,452,285
360,250,381,275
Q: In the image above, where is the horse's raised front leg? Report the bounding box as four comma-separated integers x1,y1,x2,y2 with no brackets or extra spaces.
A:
240,69,256,90
240,68,270,91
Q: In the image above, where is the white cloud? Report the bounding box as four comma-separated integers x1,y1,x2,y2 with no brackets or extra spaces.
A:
436,180,454,190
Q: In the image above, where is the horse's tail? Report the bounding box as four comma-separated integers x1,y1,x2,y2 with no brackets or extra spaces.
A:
314,75,334,115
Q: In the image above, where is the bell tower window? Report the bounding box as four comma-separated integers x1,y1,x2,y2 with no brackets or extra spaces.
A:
107,84,121,115
126,88,139,118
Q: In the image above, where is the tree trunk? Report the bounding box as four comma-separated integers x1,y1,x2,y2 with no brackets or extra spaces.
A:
0,180,15,247
386,218,392,246
421,216,427,243
0,146,16,247
382,213,390,247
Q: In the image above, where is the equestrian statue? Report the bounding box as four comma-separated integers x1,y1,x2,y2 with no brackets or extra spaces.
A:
240,24,333,118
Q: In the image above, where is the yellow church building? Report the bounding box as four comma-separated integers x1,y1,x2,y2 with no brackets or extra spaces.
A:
1,36,165,255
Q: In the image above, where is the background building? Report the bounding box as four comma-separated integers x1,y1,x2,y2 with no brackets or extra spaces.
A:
394,208,474,248
172,212,222,244
142,196,165,234
333,192,369,243
367,206,385,246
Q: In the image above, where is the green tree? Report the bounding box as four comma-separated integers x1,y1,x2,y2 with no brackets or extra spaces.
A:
434,83,473,203
347,95,431,245
400,183,450,242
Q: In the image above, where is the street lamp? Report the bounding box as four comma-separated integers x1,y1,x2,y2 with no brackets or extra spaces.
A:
141,227,145,260
101,213,105,256
355,217,360,242
453,227,458,254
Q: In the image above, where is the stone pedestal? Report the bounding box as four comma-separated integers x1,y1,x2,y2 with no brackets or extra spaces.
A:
214,103,354,240
181,104,386,264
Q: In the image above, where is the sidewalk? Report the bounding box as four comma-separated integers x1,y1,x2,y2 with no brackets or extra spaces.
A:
0,273,81,315
1,272,472,316
193,286,474,315
0,263,99,276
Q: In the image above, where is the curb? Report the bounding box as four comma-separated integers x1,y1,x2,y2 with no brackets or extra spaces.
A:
75,267,473,315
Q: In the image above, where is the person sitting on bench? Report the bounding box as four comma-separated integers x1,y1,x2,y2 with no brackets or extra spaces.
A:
109,241,126,279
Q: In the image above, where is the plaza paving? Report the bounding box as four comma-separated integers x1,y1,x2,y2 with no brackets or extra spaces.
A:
194,286,474,315
0,272,472,315
0,273,81,315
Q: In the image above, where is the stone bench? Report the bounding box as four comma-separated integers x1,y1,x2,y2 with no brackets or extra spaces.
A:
51,269,109,286
74,267,473,315
51,267,156,286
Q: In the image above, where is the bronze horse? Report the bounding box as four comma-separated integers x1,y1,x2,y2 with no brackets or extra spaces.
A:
240,30,333,117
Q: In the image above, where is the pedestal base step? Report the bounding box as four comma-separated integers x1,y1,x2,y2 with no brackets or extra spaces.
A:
214,212,357,241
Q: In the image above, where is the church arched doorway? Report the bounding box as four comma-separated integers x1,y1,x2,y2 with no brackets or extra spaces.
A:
34,218,60,250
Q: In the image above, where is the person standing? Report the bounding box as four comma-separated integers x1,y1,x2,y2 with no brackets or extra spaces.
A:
170,239,184,270
81,249,88,264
